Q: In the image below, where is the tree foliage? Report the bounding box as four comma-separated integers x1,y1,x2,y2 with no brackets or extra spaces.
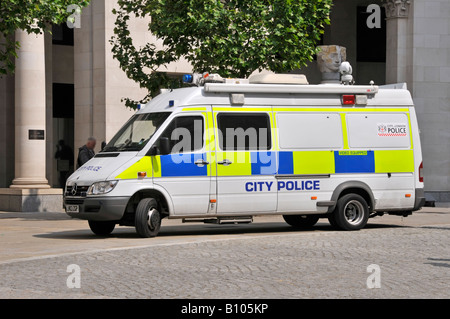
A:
0,0,90,75
111,0,332,109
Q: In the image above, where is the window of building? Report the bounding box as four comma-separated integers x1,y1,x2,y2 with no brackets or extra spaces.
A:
53,83,74,118
52,23,74,46
356,6,386,62
217,113,271,151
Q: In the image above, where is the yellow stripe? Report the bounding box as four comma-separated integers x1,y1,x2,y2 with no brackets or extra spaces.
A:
293,151,335,174
374,150,415,173
275,108,410,113
406,113,414,149
204,111,216,176
152,156,162,178
340,113,349,150
182,107,207,111
270,110,280,151
213,107,273,112
115,157,152,180
216,151,252,176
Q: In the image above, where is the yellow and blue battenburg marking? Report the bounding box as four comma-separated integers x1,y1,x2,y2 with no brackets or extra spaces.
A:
158,153,208,177
116,149,414,179
334,150,374,173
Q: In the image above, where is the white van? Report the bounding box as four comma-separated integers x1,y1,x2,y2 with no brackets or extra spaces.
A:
64,73,425,237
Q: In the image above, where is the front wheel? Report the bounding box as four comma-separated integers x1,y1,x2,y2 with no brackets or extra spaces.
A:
331,194,369,230
135,198,161,238
283,215,320,229
88,220,115,236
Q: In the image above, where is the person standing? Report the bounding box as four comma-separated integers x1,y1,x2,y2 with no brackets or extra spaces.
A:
77,137,96,168
54,140,74,188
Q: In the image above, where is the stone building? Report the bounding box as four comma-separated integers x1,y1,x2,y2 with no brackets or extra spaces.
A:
0,0,449,211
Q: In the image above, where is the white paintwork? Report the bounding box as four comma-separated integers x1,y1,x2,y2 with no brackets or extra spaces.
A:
277,113,343,149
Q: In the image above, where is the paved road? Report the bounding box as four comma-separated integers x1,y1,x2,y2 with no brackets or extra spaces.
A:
0,208,449,298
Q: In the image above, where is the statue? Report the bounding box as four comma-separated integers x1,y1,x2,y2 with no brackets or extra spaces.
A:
317,45,347,83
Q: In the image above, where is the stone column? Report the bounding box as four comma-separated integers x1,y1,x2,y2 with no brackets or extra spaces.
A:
10,29,50,189
382,0,412,84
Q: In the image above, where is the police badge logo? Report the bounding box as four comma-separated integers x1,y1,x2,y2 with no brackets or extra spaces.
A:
377,124,387,136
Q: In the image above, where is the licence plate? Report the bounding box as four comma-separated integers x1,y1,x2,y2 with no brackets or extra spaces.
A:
66,205,79,213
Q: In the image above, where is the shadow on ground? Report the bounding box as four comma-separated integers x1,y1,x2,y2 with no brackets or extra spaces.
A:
0,212,69,221
33,221,404,240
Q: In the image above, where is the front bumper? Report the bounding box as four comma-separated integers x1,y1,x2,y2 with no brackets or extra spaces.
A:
64,196,129,221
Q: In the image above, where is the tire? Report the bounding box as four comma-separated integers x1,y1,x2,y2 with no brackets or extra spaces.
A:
135,198,161,238
283,215,320,229
327,215,339,229
88,220,115,236
332,194,369,230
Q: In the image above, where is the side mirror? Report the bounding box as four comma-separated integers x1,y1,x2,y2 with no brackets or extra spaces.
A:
159,137,171,155
146,137,171,156
147,145,158,156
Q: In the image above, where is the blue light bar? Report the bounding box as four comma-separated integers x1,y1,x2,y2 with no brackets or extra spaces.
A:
182,74,193,83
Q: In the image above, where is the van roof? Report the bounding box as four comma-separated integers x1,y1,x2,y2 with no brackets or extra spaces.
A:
138,83,414,114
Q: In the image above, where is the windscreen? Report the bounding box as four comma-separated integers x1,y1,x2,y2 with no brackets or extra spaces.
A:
102,112,170,152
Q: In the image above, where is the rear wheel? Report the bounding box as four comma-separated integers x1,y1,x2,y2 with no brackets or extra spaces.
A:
283,215,320,229
332,194,369,230
135,198,161,238
88,220,115,236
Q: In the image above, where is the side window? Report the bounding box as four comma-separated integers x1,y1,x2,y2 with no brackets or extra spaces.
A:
217,113,271,151
158,116,204,154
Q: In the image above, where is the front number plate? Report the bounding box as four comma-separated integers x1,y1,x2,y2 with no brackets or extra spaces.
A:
66,205,79,213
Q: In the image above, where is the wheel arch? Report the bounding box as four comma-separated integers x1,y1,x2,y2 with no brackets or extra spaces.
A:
329,181,375,213
124,186,173,220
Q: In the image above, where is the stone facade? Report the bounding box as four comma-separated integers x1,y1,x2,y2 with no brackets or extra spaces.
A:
409,0,450,199
380,0,450,198
0,0,449,210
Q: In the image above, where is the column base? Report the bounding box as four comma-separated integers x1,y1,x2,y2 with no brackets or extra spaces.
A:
11,177,50,189
0,188,63,212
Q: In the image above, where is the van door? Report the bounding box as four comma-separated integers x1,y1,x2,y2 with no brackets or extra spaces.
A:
212,108,277,214
152,109,212,215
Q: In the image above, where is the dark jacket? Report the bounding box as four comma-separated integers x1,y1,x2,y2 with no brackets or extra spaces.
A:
55,145,74,166
77,145,95,168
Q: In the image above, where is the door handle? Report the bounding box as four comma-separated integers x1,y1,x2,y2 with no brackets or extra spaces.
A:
218,159,232,166
194,159,210,166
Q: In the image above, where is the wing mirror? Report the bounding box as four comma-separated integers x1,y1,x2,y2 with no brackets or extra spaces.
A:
147,137,170,156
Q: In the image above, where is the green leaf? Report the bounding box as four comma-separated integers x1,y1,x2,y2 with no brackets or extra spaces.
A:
109,0,333,106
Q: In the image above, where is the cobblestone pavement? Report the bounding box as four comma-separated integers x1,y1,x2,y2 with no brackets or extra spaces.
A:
0,222,449,298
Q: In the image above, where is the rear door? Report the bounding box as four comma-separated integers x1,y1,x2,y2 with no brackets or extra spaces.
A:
213,108,277,214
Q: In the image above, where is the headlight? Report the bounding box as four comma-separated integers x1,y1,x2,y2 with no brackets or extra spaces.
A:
88,181,118,195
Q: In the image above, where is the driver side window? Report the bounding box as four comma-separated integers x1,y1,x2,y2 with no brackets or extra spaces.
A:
158,116,204,155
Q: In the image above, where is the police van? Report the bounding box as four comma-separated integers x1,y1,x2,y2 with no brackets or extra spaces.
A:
64,71,425,237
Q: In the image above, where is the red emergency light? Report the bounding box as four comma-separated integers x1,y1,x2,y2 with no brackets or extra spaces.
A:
342,95,355,105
